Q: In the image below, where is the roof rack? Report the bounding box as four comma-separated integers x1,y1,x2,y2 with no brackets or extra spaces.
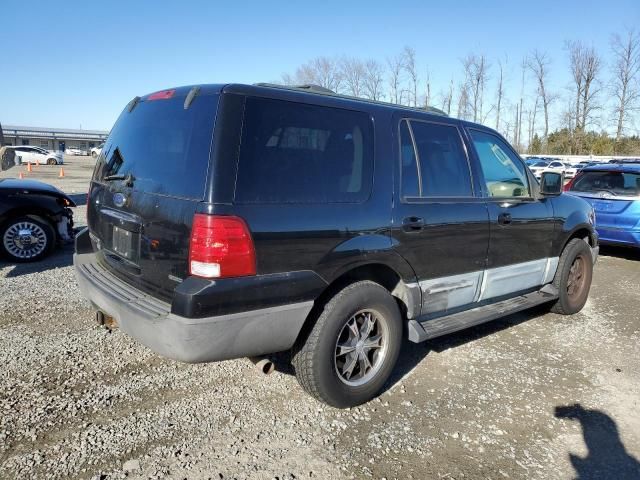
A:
252,83,447,116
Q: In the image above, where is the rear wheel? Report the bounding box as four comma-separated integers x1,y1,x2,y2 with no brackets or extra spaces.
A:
292,281,402,408
550,238,593,314
0,216,55,262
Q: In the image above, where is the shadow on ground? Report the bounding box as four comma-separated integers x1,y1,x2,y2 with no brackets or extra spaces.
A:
0,244,74,277
555,403,640,479
599,245,640,261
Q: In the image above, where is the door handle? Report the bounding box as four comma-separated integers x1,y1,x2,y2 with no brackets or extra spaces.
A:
497,213,512,225
402,216,425,232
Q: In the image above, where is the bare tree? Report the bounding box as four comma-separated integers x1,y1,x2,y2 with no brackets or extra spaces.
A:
445,79,454,115
495,58,505,130
340,57,366,97
402,47,419,106
439,79,454,115
527,50,554,143
611,28,640,144
457,82,471,120
462,54,489,123
580,46,602,129
280,73,294,85
295,57,343,92
527,96,540,146
387,54,404,104
362,59,386,101
568,41,584,131
424,70,432,108
517,58,526,151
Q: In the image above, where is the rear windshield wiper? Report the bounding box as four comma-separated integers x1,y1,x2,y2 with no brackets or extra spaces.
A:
104,172,135,187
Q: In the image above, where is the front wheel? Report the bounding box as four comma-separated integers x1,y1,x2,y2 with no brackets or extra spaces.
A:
47,158,57,165
0,216,55,262
292,281,402,408
550,238,594,314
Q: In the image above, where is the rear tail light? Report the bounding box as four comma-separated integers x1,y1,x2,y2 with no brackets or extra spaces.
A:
188,214,256,279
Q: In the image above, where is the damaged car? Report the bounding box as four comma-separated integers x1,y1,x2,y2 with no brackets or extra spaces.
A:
0,178,75,262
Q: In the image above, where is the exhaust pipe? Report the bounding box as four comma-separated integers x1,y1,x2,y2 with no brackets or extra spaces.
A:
96,310,118,330
249,356,275,375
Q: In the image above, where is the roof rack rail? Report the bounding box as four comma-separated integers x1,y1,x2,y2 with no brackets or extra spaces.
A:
254,83,336,94
252,82,447,117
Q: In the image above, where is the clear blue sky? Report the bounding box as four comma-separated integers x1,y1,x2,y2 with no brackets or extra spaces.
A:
1,0,638,131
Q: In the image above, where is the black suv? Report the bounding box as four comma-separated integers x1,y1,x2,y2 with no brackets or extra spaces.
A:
74,84,598,407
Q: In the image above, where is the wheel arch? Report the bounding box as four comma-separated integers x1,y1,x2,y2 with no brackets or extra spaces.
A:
295,260,421,347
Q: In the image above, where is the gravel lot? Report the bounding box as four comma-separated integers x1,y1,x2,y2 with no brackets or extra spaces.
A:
1,158,639,479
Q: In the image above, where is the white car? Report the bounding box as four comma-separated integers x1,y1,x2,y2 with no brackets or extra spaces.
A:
8,146,64,165
529,160,569,180
90,144,104,157
562,162,578,179
528,160,550,179
65,147,88,156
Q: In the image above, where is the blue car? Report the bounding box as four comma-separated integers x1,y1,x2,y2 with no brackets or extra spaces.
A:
566,163,640,248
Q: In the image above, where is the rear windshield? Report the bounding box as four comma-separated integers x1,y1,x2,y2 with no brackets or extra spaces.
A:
571,171,640,196
94,93,218,199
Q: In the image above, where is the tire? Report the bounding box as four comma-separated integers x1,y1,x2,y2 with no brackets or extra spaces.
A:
92,152,97,158
47,158,56,165
0,215,55,262
549,238,593,315
292,281,402,408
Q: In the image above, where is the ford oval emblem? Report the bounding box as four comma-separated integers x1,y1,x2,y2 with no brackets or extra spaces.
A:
113,192,127,207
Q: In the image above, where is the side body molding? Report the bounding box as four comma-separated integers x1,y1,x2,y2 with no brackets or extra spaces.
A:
408,257,560,317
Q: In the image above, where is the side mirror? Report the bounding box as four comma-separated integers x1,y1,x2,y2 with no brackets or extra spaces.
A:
540,171,563,196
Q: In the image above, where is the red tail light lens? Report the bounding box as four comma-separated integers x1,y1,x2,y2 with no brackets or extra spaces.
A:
563,173,580,192
147,89,175,101
189,214,256,279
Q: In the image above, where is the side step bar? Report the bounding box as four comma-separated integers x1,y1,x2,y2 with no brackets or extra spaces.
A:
407,287,558,343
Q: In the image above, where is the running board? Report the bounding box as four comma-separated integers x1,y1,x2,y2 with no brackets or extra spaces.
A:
407,288,558,343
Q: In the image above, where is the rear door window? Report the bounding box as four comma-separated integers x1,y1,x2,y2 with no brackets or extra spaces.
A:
235,97,373,204
94,93,219,199
400,119,473,198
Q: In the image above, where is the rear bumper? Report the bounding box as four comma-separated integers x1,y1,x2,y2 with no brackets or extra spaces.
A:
74,251,314,363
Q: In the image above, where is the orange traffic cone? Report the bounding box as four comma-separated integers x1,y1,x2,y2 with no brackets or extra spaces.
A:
27,162,32,172
58,167,65,178
19,172,24,179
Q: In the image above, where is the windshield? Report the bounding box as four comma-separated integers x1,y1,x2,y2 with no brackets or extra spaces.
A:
571,171,640,197
532,161,548,167
93,93,218,199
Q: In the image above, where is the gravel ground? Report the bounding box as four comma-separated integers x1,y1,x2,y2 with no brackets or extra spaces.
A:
1,159,639,479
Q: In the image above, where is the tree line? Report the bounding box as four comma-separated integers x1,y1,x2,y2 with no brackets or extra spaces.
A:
279,28,640,156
